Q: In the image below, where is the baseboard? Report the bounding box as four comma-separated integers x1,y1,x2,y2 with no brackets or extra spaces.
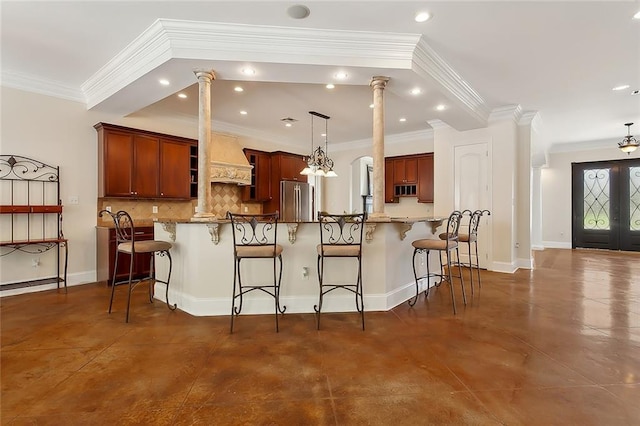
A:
154,279,433,316
0,270,96,298
516,257,534,270
490,261,517,274
531,245,545,251
543,241,572,249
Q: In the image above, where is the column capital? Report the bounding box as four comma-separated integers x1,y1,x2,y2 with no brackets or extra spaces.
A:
193,69,216,82
370,76,390,90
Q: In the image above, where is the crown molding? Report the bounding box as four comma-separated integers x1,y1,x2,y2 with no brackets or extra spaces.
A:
1,70,85,103
82,19,421,110
331,128,434,152
82,19,173,109
489,104,523,124
518,110,538,127
413,38,490,126
163,19,420,67
548,137,625,153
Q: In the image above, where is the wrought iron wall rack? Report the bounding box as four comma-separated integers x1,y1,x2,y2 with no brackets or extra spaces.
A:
0,155,68,292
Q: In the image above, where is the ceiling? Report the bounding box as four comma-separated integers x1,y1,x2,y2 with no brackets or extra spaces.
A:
2,1,639,154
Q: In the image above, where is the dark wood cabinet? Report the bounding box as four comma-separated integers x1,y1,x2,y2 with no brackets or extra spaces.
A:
417,154,434,203
393,157,417,184
95,123,196,200
385,153,434,203
159,139,191,198
97,226,154,284
384,158,396,203
265,151,307,213
242,149,272,202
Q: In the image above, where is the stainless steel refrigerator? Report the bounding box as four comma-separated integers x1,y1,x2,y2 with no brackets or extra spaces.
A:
280,181,313,222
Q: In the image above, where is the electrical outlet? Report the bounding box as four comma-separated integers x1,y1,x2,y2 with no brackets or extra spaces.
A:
32,258,40,267
69,195,79,205
106,206,112,212
152,205,158,214
302,266,309,279
244,206,248,213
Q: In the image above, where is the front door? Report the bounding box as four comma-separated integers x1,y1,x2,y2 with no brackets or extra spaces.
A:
572,159,640,251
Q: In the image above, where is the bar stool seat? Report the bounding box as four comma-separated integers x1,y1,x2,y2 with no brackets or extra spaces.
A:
99,209,176,323
409,210,466,313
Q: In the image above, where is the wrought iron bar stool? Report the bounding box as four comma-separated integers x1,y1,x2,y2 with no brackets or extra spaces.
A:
315,212,366,330
408,210,466,313
228,211,286,333
441,209,491,295
99,210,176,323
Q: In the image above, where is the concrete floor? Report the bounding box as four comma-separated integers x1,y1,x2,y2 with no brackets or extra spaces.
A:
1,248,639,425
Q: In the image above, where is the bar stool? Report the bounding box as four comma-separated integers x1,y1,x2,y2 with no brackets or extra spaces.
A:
408,210,466,314
227,211,286,333
99,210,176,323
445,209,490,295
315,212,366,330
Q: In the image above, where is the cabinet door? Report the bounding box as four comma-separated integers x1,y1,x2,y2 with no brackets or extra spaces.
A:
242,149,272,202
281,154,305,181
384,158,397,203
393,158,417,184
255,151,272,201
159,139,191,199
132,134,159,197
104,131,134,197
417,154,434,203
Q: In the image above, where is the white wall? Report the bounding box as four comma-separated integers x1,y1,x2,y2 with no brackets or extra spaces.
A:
541,143,640,248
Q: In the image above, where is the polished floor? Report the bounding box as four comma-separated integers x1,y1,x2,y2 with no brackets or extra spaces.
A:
1,248,639,425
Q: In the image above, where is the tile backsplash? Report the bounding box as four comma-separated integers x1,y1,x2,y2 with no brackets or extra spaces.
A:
98,184,262,224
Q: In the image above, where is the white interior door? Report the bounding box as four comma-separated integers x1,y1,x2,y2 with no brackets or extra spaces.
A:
454,143,491,268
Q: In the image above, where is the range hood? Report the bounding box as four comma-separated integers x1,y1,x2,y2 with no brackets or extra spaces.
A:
209,133,252,185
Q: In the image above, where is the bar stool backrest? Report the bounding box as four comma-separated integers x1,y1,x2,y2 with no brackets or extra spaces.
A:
444,210,464,247
100,210,136,250
317,212,365,251
227,211,280,256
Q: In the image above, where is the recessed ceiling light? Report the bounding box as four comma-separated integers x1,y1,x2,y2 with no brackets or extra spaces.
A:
334,72,348,80
159,79,170,86
326,84,335,89
436,104,446,111
399,118,407,122
410,88,422,95
287,4,310,19
369,104,374,109
281,117,297,127
632,90,639,96
234,86,244,92
612,84,630,91
177,93,187,99
415,12,431,23
240,110,248,115
634,11,640,19
241,68,255,76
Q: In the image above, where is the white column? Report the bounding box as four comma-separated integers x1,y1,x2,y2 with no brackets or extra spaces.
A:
193,69,215,218
369,76,390,219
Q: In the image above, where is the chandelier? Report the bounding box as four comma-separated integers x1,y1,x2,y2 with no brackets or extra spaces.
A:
618,122,639,154
300,111,337,177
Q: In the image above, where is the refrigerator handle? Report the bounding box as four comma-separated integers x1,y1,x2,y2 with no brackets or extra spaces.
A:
294,184,300,221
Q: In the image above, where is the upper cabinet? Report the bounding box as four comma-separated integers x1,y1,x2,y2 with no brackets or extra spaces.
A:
385,153,434,203
273,151,307,182
242,148,272,202
392,157,418,185
95,123,197,200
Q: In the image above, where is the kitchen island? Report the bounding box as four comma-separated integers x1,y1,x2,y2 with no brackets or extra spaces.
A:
151,216,445,316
